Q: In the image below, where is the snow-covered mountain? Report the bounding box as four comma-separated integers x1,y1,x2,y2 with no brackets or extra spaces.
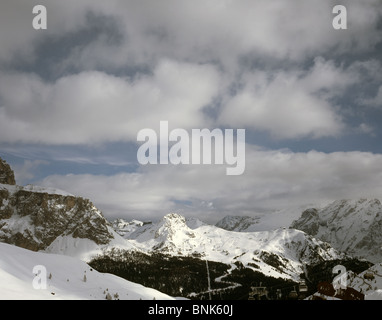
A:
112,218,145,239
127,213,345,281
2,157,381,299
0,242,174,300
215,205,315,232
0,182,134,260
215,215,261,232
291,199,382,263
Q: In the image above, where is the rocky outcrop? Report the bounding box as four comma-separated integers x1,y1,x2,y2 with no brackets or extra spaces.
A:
0,157,115,251
0,185,114,251
0,158,16,185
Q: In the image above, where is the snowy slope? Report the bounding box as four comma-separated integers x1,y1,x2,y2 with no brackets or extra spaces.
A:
291,199,382,263
0,182,139,261
43,226,137,261
128,213,345,281
0,242,175,300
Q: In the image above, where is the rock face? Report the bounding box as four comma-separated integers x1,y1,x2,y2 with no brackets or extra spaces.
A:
0,185,114,251
0,157,114,252
291,199,382,263
0,158,16,185
112,218,144,239
215,215,260,232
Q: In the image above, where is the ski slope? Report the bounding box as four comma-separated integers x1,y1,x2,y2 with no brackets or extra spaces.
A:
0,242,174,300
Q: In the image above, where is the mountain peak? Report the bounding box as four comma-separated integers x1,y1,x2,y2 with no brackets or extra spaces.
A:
156,213,190,240
162,213,186,224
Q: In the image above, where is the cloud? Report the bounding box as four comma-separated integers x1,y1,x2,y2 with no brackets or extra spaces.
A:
2,1,380,73
217,58,359,139
0,59,220,144
13,159,49,185
39,145,382,223
362,86,382,108
1,0,382,226
61,0,381,72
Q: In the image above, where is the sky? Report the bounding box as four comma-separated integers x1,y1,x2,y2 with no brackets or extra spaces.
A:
1,0,382,223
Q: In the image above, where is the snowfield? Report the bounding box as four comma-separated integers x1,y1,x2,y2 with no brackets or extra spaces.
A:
0,242,175,300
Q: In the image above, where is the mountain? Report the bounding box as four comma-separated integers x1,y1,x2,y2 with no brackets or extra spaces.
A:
0,182,132,260
215,205,315,232
112,218,145,239
0,242,174,300
2,157,380,299
127,213,345,281
215,215,261,232
0,159,132,261
291,199,382,263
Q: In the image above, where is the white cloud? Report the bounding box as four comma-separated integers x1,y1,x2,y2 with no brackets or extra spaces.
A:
217,58,358,139
0,60,220,144
13,159,49,185
39,145,382,223
1,0,382,226
66,0,381,71
2,0,379,72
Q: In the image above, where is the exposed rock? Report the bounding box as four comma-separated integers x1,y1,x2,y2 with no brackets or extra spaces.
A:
291,199,382,263
0,184,114,251
0,158,16,185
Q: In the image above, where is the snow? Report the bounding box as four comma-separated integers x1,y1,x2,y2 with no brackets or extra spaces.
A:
127,213,344,281
366,290,382,300
112,218,144,239
215,204,317,232
291,198,382,263
0,242,175,300
22,184,74,196
0,183,74,197
44,227,138,261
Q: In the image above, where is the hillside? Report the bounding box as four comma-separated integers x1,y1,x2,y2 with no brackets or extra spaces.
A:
127,213,345,281
0,242,174,300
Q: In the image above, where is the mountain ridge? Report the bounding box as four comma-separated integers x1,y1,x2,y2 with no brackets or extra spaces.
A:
125,213,346,281
291,198,382,263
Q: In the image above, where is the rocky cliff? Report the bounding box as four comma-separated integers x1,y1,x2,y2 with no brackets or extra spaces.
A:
0,158,15,185
0,157,115,252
